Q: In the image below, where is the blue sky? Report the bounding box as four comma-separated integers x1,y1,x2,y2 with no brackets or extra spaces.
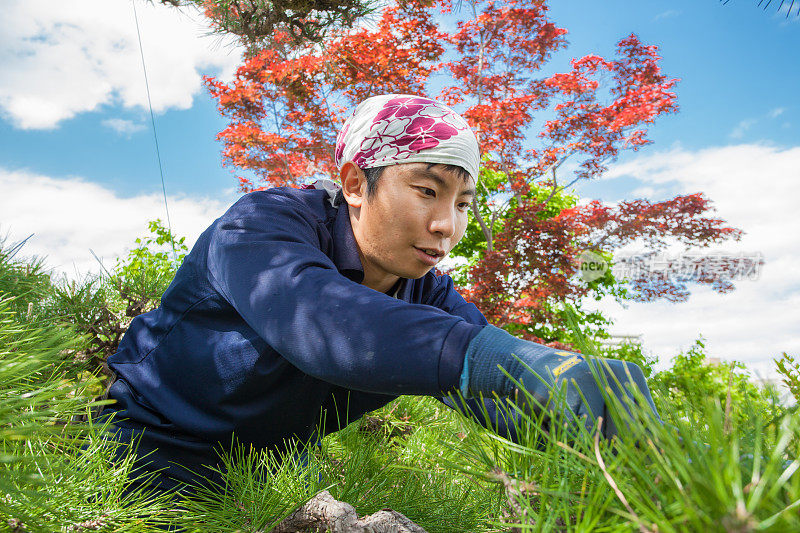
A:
1,0,798,379
2,0,797,199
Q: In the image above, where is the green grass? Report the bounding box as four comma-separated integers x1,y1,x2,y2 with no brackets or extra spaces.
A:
1,372,798,531
0,234,797,532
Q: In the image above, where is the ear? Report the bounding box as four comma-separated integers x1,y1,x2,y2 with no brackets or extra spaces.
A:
340,162,366,208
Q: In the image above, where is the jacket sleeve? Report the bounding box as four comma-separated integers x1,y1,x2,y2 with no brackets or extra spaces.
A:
426,274,521,441
206,192,484,396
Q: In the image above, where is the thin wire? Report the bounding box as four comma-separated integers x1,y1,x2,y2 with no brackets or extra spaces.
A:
131,0,177,259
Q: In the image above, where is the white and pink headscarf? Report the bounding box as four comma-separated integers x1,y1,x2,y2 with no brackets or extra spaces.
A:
334,94,480,183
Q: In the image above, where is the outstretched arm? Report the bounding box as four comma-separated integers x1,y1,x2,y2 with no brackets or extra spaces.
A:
207,190,483,397
423,273,520,441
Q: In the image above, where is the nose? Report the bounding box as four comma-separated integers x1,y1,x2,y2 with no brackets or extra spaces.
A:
429,204,457,238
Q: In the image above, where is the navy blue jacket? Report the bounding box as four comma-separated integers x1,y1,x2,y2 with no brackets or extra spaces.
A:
103,186,516,490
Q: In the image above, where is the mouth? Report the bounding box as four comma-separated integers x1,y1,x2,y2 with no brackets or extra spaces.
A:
414,246,445,266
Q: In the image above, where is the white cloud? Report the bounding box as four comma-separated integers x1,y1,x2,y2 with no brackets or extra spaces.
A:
730,118,756,139
102,118,145,136
653,10,681,21
769,107,786,118
628,185,670,198
594,144,800,377
0,0,242,130
0,168,234,275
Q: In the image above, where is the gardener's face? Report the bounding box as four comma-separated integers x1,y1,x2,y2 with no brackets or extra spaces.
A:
341,162,475,293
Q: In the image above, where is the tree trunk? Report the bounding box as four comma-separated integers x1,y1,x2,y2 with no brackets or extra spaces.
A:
472,197,493,252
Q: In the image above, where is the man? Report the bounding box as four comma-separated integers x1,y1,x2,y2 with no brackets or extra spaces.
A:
101,94,658,495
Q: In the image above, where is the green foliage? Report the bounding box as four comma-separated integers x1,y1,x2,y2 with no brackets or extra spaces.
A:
45,220,189,391
176,396,503,532
178,441,323,531
2,221,796,531
322,397,503,532
0,229,186,530
450,166,517,267
111,218,187,306
596,340,658,379
512,300,616,349
2,422,180,531
0,298,89,471
0,221,191,528
652,337,783,429
436,313,800,532
160,0,378,51
775,352,800,403
0,237,59,325
1,220,188,387
450,165,579,275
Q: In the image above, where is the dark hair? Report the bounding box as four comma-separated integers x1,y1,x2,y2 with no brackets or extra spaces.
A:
331,167,383,206
363,166,385,197
334,163,471,206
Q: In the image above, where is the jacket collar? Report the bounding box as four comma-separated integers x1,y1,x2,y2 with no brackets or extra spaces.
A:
330,190,412,298
331,201,365,284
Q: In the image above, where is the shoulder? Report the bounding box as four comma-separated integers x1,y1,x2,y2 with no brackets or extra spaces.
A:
209,187,336,244
222,187,337,225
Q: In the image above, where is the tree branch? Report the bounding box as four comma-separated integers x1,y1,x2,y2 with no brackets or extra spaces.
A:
472,197,493,252
543,165,559,205
465,0,493,252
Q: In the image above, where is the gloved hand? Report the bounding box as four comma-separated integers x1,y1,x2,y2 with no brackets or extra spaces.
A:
460,325,660,440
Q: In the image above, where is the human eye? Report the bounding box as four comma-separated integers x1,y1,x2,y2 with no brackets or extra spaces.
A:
457,201,471,211
416,186,436,197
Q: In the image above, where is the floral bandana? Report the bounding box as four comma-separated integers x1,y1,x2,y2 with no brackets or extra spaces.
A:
334,94,480,183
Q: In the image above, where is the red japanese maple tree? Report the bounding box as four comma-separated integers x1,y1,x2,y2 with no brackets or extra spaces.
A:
461,190,743,344
205,0,743,344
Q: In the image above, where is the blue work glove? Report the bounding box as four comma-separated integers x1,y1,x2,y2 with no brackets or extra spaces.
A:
461,325,660,439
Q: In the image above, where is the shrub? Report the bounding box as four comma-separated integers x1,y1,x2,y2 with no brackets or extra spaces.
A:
775,352,800,404
651,337,783,431
1,224,796,531
44,220,189,394
0,234,181,530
